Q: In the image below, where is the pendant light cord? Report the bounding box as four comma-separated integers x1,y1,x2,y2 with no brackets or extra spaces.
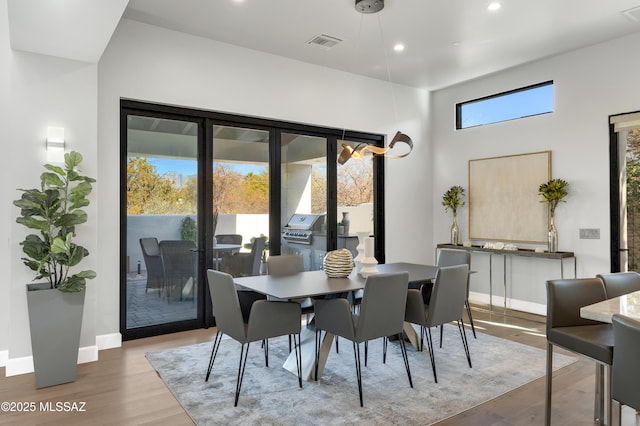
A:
377,13,399,127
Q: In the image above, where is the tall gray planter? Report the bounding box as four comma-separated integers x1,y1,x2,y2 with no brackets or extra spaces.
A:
26,283,85,388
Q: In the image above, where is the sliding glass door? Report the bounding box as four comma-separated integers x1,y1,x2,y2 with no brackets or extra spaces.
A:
211,125,270,276
121,100,386,340
123,113,203,338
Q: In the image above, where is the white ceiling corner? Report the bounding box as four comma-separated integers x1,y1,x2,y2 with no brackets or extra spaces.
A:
7,0,129,63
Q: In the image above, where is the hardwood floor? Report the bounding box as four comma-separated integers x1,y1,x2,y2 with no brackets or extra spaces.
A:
1,306,638,425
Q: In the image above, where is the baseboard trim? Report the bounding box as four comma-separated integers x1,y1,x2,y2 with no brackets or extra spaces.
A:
96,333,122,350
469,291,546,316
5,332,122,377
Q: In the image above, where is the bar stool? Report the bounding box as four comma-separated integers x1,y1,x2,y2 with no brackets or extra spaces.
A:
545,278,614,426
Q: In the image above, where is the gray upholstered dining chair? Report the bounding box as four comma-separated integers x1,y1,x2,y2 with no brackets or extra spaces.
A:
205,269,302,406
435,249,475,341
545,278,614,426
404,264,471,383
611,314,640,426
597,271,640,299
266,255,314,311
313,272,413,407
266,255,314,349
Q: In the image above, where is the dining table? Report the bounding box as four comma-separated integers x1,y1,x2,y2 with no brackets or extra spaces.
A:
580,290,640,323
233,262,438,380
212,243,242,270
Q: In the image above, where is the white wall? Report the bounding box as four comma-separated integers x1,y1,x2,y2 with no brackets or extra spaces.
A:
97,19,430,337
11,8,638,359
0,0,10,363
1,0,99,369
432,31,640,312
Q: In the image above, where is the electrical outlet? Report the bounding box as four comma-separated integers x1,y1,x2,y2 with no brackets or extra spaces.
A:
579,228,600,239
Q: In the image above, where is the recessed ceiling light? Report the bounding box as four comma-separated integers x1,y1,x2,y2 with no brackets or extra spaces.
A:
488,2,501,11
393,43,405,52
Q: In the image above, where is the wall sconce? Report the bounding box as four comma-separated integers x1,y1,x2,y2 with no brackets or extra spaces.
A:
46,126,65,163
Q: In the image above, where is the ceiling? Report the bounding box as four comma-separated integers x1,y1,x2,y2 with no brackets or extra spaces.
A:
6,1,640,90
122,0,640,90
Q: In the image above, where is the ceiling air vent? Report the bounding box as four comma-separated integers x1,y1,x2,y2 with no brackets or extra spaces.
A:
306,34,343,50
622,6,640,22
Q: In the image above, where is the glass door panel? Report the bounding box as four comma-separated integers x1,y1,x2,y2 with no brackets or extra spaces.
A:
281,133,327,270
212,125,270,276
125,115,199,330
337,139,374,254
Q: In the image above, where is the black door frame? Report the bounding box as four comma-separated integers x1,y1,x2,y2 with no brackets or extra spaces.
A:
120,99,386,340
608,110,640,273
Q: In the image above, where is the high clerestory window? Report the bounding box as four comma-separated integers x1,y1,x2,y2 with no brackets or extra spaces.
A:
456,81,554,129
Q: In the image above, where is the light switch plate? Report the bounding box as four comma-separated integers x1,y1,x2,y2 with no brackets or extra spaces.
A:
579,228,600,239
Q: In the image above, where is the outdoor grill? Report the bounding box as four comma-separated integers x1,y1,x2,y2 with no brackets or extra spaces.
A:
281,213,325,245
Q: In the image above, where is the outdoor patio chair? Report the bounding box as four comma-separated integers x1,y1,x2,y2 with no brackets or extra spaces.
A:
159,240,197,302
139,237,164,296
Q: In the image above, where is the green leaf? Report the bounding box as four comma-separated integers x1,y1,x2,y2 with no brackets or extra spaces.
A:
65,151,83,169
67,245,89,266
43,164,65,176
16,216,49,232
56,210,87,227
75,270,97,279
50,236,71,256
40,172,64,187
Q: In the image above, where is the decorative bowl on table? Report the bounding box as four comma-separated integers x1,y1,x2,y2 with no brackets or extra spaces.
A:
323,249,354,278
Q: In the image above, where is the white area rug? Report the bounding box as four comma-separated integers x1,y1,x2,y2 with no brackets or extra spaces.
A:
146,324,575,425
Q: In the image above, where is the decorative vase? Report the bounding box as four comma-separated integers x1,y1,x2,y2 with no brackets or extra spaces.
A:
450,211,460,246
359,236,379,277
354,231,369,274
548,211,558,253
323,248,354,278
341,212,350,236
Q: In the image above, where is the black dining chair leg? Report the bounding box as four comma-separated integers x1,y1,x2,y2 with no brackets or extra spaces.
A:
336,336,339,353
465,300,477,338
205,331,223,382
364,341,369,366
457,319,472,368
398,332,413,388
263,338,269,367
234,342,250,407
440,323,444,348
293,333,302,388
289,335,292,352
426,327,438,383
383,336,388,364
353,342,364,407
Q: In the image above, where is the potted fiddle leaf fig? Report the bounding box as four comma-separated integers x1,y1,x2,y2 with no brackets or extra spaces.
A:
13,151,96,388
